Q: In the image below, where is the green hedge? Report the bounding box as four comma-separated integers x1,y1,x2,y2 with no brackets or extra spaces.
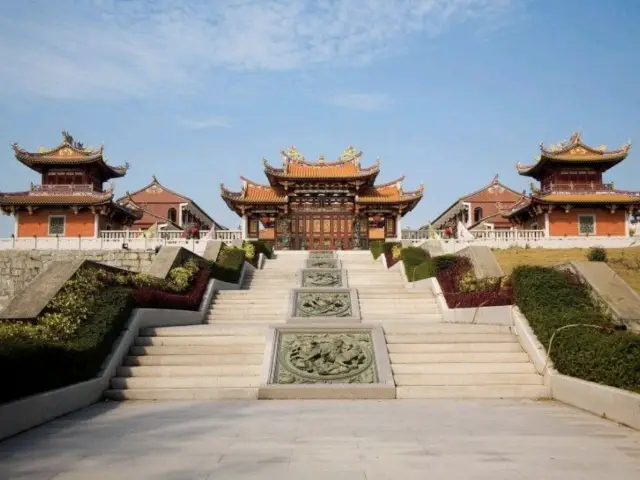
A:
0,287,133,403
370,240,385,259
512,266,640,393
432,254,459,275
209,245,246,284
250,240,274,259
401,246,435,282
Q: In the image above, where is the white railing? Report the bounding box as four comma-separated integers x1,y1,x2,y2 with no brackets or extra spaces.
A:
0,236,208,254
401,229,445,243
99,229,243,241
470,229,545,241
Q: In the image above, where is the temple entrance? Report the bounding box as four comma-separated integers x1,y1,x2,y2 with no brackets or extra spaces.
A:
291,213,353,250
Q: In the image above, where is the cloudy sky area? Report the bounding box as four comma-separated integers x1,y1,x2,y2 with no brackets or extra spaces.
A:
0,0,639,233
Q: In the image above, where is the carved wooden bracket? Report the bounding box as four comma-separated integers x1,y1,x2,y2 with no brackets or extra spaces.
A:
564,204,572,213
609,205,618,214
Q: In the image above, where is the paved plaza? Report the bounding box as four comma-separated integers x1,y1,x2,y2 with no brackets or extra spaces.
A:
1,399,639,479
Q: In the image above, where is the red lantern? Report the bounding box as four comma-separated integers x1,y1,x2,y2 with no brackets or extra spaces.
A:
260,216,271,225
371,215,383,224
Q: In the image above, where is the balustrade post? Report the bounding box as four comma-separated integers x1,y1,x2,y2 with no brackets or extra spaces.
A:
33,235,37,249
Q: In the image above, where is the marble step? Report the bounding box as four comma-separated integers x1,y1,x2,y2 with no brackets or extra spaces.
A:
205,319,286,325
385,333,516,343
130,345,264,355
124,354,263,366
135,335,265,346
140,326,269,336
395,385,550,399
391,362,537,374
387,343,522,353
382,324,511,334
389,352,530,363
104,388,259,400
395,373,544,386
117,365,262,377
111,376,260,389
360,314,443,321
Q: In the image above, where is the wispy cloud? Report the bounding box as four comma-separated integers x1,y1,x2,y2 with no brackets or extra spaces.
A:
329,93,392,111
178,116,231,129
0,0,519,99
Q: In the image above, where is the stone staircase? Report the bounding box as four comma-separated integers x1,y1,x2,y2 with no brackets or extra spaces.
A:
338,251,548,399
106,250,547,401
104,252,303,401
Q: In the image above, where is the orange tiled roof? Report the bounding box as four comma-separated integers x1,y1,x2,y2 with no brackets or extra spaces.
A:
359,179,424,203
220,178,286,204
263,145,380,179
12,131,129,178
516,132,631,178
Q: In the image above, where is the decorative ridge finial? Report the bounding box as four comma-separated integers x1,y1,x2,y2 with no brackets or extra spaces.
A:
152,174,158,183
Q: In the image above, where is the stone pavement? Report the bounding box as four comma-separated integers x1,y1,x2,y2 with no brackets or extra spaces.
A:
1,399,639,479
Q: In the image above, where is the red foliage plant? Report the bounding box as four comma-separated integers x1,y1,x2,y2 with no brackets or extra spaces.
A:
132,267,211,311
384,250,401,269
436,257,514,308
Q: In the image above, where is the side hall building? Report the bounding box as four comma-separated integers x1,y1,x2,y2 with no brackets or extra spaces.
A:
0,132,141,237
507,132,638,236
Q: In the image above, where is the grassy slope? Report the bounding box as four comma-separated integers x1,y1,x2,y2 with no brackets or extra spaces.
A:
494,247,640,295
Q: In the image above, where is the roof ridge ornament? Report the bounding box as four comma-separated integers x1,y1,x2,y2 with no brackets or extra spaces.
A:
283,145,303,161
339,145,358,162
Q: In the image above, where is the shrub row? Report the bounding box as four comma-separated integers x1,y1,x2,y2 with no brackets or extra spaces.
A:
512,266,640,393
0,287,134,403
0,255,212,404
209,244,246,284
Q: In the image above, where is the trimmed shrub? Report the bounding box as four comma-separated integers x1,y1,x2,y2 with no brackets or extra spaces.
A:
587,246,607,262
250,240,274,259
209,245,246,284
401,246,434,282
370,240,385,260
432,254,459,275
512,266,640,393
0,287,134,403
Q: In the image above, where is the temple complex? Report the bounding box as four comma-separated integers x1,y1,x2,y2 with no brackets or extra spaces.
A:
117,176,226,232
221,145,423,249
0,132,141,237
507,132,638,236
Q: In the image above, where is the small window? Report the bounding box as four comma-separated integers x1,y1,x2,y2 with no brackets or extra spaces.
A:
48,216,66,236
167,208,177,223
578,214,596,236
473,207,483,223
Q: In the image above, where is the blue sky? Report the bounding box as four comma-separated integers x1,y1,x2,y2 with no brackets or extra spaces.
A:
0,0,639,235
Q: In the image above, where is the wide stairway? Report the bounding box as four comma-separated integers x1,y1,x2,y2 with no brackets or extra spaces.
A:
339,251,548,399
105,252,304,400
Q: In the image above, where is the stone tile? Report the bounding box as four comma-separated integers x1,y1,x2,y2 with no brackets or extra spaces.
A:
1,399,639,479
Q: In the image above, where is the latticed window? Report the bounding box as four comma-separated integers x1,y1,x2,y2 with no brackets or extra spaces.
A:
578,215,596,235
48,216,65,236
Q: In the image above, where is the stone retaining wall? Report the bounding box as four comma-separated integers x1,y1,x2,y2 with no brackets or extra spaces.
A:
0,250,156,305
